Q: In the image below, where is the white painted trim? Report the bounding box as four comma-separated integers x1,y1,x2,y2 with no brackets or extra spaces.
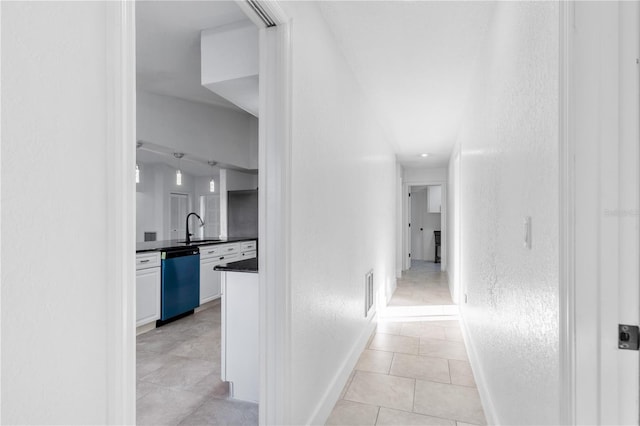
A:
459,315,499,426
0,1,3,421
307,317,377,426
402,180,448,273
108,1,293,424
558,2,576,424
106,1,136,424
253,3,293,425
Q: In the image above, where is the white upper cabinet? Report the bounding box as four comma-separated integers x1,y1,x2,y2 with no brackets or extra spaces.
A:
427,185,442,213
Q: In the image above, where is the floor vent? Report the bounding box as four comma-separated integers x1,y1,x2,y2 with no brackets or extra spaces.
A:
365,270,374,318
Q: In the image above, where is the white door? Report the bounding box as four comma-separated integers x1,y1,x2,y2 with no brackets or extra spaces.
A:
572,2,639,423
170,193,189,240
410,188,426,261
200,194,220,239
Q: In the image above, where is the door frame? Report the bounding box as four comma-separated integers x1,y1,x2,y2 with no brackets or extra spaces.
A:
560,1,640,424
402,180,447,272
558,2,574,423
105,1,293,424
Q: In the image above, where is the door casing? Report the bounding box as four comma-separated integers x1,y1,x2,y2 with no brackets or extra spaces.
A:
105,1,293,423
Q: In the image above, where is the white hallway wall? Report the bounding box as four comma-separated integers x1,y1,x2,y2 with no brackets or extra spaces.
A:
448,2,559,424
447,152,461,304
281,2,397,424
2,2,112,423
404,167,447,183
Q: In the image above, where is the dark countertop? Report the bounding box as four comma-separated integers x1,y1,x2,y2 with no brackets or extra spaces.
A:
214,257,258,273
136,237,257,253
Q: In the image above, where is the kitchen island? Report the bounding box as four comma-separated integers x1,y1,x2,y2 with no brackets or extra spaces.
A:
215,257,259,403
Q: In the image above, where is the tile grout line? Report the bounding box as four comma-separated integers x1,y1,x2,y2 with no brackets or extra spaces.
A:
327,262,487,425
411,378,417,413
373,406,381,425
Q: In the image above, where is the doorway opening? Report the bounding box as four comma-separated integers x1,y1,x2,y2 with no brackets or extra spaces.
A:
409,185,442,269
134,1,263,423
402,180,447,275
111,0,291,422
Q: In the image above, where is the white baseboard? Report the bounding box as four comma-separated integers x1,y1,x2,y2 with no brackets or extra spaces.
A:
136,321,156,336
459,313,499,426
306,316,377,425
195,298,220,313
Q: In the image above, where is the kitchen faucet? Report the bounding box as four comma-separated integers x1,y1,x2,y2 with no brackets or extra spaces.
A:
185,212,205,244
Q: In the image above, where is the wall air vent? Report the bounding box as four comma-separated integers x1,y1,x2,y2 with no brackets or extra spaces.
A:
365,270,375,318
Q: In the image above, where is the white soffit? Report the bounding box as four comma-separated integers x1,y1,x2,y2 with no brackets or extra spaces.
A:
318,1,496,167
136,1,252,111
201,22,259,116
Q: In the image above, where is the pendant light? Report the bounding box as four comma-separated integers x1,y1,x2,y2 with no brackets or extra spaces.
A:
208,161,217,192
174,152,184,186
136,141,143,184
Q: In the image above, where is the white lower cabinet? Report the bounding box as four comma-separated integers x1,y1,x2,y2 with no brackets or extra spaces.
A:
200,257,221,304
199,243,230,304
136,252,161,327
199,242,249,304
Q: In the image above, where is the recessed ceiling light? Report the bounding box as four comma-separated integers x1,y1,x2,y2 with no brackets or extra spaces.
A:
420,153,429,157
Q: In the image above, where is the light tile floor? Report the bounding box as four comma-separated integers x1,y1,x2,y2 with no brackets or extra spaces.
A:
136,300,258,425
326,260,487,426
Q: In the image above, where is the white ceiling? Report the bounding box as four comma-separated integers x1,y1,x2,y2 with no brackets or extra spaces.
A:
318,1,496,167
136,0,250,110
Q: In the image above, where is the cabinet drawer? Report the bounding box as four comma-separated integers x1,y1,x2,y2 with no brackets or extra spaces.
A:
241,241,257,252
136,252,160,270
199,245,221,259
218,243,240,256
214,253,240,265
240,250,256,260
